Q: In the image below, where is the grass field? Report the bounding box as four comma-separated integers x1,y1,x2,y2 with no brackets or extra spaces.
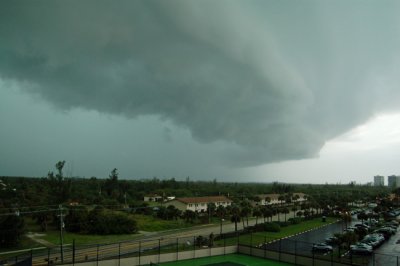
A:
154,254,292,266
220,217,338,246
133,214,193,232
25,216,338,248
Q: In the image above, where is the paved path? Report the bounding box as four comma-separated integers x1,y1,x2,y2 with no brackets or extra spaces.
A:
26,233,56,248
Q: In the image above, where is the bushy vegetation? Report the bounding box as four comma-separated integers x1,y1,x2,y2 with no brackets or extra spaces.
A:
65,206,137,235
0,160,393,248
263,222,281,232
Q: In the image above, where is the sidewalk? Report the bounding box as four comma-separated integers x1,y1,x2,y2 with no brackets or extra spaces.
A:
26,232,56,248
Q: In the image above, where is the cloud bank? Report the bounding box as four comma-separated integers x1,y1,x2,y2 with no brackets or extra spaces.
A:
1,0,400,167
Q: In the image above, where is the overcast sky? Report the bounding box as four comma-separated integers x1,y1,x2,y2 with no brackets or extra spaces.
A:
1,0,400,184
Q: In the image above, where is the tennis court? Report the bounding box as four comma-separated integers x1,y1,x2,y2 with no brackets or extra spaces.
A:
150,253,292,266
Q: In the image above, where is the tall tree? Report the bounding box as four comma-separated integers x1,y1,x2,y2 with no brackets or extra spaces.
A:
230,204,241,232
105,168,119,199
47,160,71,203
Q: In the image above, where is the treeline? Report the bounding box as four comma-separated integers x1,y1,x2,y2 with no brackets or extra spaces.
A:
0,161,393,248
0,176,390,209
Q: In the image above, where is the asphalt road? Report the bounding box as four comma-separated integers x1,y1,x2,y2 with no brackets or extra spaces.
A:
27,212,291,265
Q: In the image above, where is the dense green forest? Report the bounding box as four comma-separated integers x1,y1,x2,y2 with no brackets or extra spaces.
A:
0,161,393,248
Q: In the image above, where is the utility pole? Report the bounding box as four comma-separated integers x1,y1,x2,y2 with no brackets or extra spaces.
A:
58,205,65,263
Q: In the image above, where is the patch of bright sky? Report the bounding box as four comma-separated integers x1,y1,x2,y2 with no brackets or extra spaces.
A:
249,113,400,184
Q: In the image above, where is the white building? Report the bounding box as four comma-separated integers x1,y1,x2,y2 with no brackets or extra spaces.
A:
143,194,163,202
167,196,232,212
254,193,307,206
374,175,384,186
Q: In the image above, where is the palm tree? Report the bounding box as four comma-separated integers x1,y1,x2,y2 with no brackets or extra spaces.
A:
253,196,261,206
265,196,271,206
253,207,262,225
261,206,270,223
274,206,281,222
271,207,278,222
278,194,286,206
230,204,241,232
216,205,226,235
282,207,290,222
291,205,298,219
207,203,216,223
240,200,252,227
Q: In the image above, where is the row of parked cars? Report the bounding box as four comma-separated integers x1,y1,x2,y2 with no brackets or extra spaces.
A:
312,219,398,255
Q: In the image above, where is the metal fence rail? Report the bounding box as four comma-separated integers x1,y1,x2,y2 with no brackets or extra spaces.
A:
1,231,399,266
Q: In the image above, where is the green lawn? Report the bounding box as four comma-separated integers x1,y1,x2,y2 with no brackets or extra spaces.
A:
0,236,42,253
133,214,193,232
220,217,338,246
39,230,141,245
21,216,338,249
32,214,195,245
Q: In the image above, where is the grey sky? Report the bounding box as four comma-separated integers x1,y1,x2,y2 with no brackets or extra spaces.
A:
1,1,400,182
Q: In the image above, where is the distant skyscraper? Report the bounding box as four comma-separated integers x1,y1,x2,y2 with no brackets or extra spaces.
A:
374,175,384,186
388,175,400,188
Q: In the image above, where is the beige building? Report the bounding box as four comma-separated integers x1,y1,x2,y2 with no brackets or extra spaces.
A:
167,196,232,212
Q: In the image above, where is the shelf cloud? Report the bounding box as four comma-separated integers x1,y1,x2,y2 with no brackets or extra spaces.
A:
1,0,400,167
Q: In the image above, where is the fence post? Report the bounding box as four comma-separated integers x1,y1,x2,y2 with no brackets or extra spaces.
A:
118,242,121,266
176,237,179,261
139,241,141,266
193,236,196,259
279,239,282,261
397,255,398,266
312,244,315,266
72,239,75,266
47,248,50,266
223,234,226,255
158,239,161,263
250,232,253,256
350,248,353,265
372,253,375,266
264,236,266,259
96,244,99,266
294,240,297,265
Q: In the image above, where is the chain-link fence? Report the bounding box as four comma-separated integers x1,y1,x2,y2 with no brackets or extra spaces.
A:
1,231,399,266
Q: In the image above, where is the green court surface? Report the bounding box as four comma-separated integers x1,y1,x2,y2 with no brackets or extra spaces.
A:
153,254,293,266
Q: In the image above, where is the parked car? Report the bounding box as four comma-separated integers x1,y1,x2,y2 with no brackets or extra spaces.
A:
355,223,370,230
312,243,333,252
325,236,338,245
350,244,373,255
374,227,395,239
362,234,385,248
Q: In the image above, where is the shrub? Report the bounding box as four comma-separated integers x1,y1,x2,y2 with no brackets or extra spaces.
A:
88,209,137,234
288,217,302,225
263,222,281,232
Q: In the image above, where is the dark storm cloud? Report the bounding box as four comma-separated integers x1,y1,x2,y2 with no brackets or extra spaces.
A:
1,0,400,167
